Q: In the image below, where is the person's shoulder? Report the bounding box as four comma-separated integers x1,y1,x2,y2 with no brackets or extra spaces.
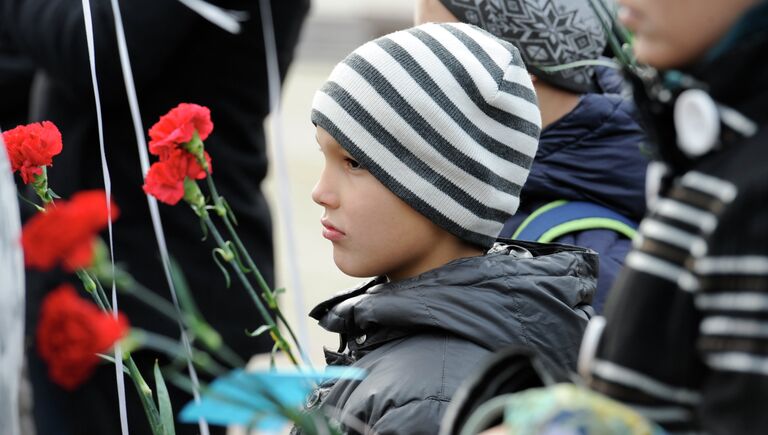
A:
365,333,487,373
673,130,768,254
695,127,768,193
351,333,491,398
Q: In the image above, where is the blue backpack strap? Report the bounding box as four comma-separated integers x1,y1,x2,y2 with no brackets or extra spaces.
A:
512,200,638,243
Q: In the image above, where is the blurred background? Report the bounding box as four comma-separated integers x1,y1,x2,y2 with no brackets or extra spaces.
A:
264,0,413,366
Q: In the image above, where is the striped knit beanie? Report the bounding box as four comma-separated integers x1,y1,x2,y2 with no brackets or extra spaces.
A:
311,22,541,248
439,0,610,93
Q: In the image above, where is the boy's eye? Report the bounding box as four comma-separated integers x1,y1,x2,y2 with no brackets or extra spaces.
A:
345,157,362,169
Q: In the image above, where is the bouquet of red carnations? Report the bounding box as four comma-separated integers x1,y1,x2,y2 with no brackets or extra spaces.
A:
3,105,360,435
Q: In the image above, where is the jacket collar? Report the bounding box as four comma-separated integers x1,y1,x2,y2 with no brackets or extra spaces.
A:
310,241,597,357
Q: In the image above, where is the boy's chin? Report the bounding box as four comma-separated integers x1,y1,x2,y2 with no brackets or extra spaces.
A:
633,37,707,70
333,256,378,279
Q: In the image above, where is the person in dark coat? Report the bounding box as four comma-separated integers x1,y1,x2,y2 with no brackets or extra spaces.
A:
299,22,596,434
0,32,33,130
0,0,308,434
579,0,768,433
416,0,649,313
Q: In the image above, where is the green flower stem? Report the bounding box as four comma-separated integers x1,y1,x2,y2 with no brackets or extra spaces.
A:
587,0,635,67
92,264,246,369
185,131,208,172
131,329,227,377
83,269,234,376
204,174,307,363
222,213,306,359
118,276,181,323
31,167,54,206
76,273,170,435
201,214,299,366
121,278,244,368
203,171,227,218
94,273,115,313
76,269,112,312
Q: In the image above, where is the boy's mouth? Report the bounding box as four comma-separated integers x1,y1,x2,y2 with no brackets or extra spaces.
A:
321,219,346,241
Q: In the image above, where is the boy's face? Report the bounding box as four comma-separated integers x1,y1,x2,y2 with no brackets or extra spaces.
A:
619,0,757,69
312,127,472,281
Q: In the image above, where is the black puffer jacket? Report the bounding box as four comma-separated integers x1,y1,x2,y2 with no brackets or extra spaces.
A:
587,5,768,434
300,241,596,435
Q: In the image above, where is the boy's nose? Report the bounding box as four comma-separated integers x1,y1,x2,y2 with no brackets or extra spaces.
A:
311,176,339,209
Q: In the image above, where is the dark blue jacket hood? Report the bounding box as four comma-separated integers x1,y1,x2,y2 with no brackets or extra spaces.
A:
502,67,648,314
520,67,648,222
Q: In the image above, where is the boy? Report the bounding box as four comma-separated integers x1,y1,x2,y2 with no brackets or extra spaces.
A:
579,0,768,433
415,0,649,313
300,22,597,434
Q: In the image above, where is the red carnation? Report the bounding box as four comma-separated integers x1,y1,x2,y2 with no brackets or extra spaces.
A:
148,103,213,158
37,284,129,390
143,149,212,205
2,121,63,184
22,190,119,272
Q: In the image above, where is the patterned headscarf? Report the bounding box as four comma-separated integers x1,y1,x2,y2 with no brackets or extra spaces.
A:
438,0,610,93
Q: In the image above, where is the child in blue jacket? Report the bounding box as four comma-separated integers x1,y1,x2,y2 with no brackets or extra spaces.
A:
416,0,649,312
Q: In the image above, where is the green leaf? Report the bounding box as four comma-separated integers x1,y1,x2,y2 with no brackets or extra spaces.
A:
168,256,204,320
16,191,45,212
245,324,272,337
262,291,278,310
229,241,251,273
222,197,239,225
96,353,131,375
269,342,280,369
198,217,208,241
211,249,231,288
154,361,176,435
126,358,164,435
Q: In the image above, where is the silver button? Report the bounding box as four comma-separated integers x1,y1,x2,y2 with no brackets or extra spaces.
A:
355,334,367,345
306,389,321,408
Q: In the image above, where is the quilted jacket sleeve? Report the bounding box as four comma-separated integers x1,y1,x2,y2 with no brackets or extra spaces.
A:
370,398,448,435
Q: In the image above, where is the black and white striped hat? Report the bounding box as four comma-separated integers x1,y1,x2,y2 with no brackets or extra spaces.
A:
311,22,541,248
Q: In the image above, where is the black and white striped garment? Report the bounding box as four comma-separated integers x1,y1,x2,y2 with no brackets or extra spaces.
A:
312,22,541,248
582,129,768,434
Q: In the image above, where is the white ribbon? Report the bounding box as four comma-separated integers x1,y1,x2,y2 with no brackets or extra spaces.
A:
80,1,129,433
177,0,246,34
259,0,311,364
108,0,210,433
